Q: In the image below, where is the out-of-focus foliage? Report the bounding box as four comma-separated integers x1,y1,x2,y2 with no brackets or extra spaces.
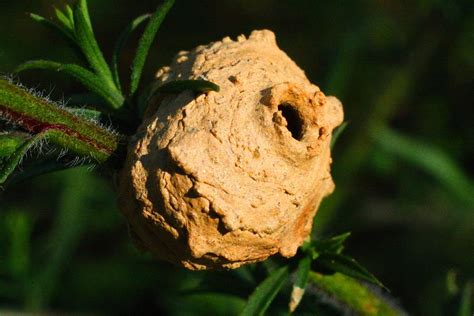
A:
0,0,472,315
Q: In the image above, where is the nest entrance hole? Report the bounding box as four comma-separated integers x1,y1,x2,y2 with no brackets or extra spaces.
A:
278,103,304,140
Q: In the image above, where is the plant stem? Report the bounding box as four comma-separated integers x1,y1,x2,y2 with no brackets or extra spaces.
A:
0,78,120,163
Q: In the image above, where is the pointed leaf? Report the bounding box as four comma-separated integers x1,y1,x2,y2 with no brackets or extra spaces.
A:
73,0,116,88
0,134,38,184
15,60,124,109
65,5,74,23
130,0,175,96
289,255,312,313
112,14,151,90
54,7,74,32
240,265,289,316
331,121,348,149
29,13,75,42
313,232,351,254
314,253,386,290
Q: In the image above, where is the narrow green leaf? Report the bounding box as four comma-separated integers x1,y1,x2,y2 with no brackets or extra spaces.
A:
289,255,312,313
112,14,151,91
240,265,289,316
130,0,175,96
313,232,351,254
457,282,472,316
374,127,474,207
314,253,386,290
331,121,348,149
65,5,75,28
0,134,37,185
29,13,75,42
73,0,116,88
154,79,220,94
15,60,124,109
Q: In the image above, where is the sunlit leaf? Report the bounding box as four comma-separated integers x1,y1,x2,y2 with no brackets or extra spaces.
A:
240,265,289,316
130,0,175,96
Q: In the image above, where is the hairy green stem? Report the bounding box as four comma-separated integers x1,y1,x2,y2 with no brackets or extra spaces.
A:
0,78,119,163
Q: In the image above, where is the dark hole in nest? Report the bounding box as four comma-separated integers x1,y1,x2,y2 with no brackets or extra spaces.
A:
278,103,304,140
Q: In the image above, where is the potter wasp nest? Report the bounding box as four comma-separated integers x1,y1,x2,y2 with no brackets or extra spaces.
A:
118,30,343,270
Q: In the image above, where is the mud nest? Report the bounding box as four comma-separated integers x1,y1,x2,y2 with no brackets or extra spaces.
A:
118,30,344,270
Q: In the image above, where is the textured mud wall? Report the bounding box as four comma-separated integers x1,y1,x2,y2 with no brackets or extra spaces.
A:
118,30,344,270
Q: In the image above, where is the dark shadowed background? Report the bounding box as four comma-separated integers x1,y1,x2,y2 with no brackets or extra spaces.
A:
1,0,473,315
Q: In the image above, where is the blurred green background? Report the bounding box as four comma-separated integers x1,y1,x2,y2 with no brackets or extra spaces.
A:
1,0,473,315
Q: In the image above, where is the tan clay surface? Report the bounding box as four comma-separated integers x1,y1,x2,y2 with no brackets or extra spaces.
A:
118,30,344,270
